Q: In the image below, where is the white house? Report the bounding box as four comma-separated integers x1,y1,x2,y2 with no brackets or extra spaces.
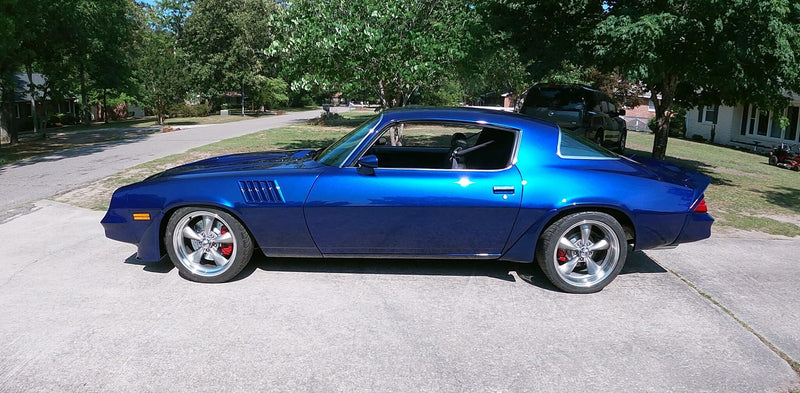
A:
685,93,800,150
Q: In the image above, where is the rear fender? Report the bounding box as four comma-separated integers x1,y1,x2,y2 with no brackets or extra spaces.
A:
500,204,636,263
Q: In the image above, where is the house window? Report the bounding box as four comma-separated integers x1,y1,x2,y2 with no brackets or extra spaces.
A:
701,106,718,123
648,100,655,112
15,104,20,119
787,106,799,142
757,110,770,136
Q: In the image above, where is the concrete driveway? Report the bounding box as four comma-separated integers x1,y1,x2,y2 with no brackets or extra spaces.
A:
0,201,798,392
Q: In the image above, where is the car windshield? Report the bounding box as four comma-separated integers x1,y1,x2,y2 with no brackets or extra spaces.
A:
527,88,584,111
558,131,618,159
315,114,382,167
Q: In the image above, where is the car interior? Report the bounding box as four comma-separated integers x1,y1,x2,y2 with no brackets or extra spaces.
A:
363,122,517,170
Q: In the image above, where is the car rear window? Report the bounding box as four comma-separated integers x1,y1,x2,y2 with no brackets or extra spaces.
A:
558,131,618,159
524,88,584,111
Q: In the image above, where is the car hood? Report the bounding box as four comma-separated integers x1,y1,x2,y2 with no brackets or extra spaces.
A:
148,149,321,179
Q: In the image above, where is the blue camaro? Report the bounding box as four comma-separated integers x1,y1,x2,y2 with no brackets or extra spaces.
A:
102,107,713,293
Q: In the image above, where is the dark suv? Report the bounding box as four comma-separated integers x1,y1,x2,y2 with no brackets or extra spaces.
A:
519,84,627,152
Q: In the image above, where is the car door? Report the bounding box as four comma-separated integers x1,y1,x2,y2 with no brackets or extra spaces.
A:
303,121,523,257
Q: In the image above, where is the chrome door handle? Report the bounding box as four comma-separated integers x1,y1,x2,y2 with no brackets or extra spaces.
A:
493,186,515,194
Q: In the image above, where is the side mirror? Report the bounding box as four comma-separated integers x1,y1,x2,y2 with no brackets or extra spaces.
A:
618,109,626,116
357,155,378,176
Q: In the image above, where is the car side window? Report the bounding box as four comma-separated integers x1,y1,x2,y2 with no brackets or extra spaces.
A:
361,121,517,170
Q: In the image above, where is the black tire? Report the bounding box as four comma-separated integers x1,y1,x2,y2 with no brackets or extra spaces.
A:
536,212,628,294
594,130,605,148
616,130,627,154
165,207,254,283
768,155,778,166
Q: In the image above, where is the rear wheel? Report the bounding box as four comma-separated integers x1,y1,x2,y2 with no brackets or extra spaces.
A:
165,207,254,283
617,130,627,153
536,212,628,293
594,130,605,148
769,155,778,166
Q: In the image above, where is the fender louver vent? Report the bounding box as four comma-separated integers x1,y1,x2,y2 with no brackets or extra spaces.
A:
238,180,285,204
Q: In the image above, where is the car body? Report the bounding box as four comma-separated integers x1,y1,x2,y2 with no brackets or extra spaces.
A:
102,107,712,293
519,84,628,152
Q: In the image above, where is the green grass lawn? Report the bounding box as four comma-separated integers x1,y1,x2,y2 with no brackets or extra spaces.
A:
55,115,800,237
626,132,800,236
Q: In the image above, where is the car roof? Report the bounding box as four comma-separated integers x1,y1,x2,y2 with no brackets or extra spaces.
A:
379,106,559,133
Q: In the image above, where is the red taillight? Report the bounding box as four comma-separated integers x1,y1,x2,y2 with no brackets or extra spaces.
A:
694,198,708,213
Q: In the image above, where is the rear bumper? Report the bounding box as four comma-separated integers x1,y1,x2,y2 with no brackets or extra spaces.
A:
671,213,714,245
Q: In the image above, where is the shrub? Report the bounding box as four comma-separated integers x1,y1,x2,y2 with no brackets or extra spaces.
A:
691,134,706,142
646,109,687,138
168,103,210,118
306,111,346,126
49,113,77,125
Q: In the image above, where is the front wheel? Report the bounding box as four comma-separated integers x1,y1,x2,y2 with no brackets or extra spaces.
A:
768,155,778,166
165,207,254,283
536,212,628,293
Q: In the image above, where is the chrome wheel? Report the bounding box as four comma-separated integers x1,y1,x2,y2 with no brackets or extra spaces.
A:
537,211,628,293
553,220,620,288
171,210,239,277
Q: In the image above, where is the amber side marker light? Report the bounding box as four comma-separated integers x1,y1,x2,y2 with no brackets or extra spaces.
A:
694,198,708,213
132,213,151,221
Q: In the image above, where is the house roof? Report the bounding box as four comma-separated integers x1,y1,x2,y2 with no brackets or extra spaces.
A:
12,73,75,103
12,73,48,102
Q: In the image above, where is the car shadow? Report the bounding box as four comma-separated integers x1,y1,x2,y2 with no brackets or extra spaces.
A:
234,249,666,291
125,249,666,292
124,253,175,274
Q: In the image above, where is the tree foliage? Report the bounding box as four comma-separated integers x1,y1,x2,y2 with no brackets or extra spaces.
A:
279,0,473,108
135,20,188,125
181,0,281,113
595,0,800,159
485,0,800,159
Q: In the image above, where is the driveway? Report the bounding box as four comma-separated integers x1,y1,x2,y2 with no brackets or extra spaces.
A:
0,201,798,392
0,109,333,212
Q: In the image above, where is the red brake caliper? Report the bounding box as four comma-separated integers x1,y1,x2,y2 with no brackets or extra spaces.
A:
219,226,233,257
557,249,567,263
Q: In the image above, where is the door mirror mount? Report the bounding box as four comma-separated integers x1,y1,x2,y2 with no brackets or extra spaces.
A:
357,155,378,175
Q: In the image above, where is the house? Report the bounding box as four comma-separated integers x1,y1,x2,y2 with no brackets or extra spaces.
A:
12,73,78,130
685,93,800,149
621,92,656,132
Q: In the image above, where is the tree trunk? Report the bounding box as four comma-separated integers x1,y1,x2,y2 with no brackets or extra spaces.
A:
377,80,388,109
650,73,678,160
80,65,91,126
241,82,245,117
38,83,50,139
103,89,109,124
0,66,18,144
25,64,40,135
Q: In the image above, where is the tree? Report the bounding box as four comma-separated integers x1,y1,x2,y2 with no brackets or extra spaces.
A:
56,0,137,126
484,0,800,159
181,0,281,115
279,0,473,108
249,76,288,111
478,0,605,82
594,0,800,159
0,0,20,145
136,31,188,125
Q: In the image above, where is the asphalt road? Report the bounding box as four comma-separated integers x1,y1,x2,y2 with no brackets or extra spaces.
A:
0,109,331,212
0,201,798,392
